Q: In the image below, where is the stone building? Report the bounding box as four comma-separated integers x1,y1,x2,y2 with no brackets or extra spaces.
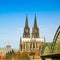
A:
20,15,45,53
0,45,13,57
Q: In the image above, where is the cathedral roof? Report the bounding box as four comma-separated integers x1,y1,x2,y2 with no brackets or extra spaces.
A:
21,37,44,42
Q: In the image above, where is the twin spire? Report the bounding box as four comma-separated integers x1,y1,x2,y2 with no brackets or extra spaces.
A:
23,15,39,38
25,15,29,28
34,15,37,28
25,15,37,28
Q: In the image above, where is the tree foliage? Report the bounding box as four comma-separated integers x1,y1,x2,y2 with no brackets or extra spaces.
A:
5,51,30,60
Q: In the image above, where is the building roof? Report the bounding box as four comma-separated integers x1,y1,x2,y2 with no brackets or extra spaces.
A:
21,37,45,42
0,45,13,56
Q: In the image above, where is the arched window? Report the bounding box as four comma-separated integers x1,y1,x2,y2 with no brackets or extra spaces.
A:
36,42,38,48
30,43,32,48
20,44,22,51
33,43,35,48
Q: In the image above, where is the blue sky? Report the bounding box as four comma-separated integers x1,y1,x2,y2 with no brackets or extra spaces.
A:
0,0,60,49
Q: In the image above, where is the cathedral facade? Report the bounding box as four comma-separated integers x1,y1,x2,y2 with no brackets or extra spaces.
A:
20,15,45,53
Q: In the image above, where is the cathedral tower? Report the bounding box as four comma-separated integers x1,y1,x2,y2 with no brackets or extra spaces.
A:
23,15,30,38
32,15,39,38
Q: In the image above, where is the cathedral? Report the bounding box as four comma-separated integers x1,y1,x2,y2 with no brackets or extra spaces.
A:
20,15,45,53
1,15,60,60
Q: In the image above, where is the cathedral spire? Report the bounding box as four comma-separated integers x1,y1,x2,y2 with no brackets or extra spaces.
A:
23,15,30,38
34,15,37,28
32,15,39,38
25,15,29,28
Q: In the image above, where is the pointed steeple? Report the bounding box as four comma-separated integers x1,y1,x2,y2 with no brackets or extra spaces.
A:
25,15,29,28
23,15,30,38
20,37,22,43
34,15,37,28
32,14,39,38
20,37,22,50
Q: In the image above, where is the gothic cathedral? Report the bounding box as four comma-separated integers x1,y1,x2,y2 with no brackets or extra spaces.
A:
20,15,45,53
